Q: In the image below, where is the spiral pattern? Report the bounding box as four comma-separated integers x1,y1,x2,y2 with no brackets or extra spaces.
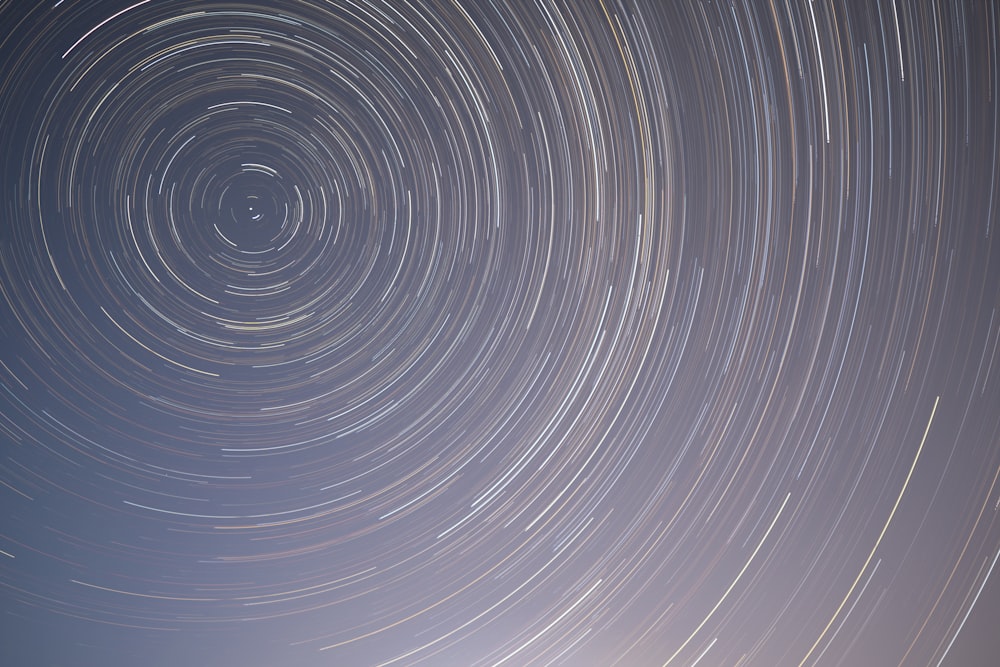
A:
1,1,998,665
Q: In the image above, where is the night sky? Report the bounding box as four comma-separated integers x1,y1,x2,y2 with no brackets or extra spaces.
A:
1,1,999,665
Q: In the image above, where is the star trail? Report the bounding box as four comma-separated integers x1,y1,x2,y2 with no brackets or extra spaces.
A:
1,1,999,665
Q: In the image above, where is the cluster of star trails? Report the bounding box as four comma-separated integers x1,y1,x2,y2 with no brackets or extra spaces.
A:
1,1,998,665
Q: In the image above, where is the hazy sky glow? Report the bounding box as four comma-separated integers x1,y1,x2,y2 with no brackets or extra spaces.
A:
1,1,999,665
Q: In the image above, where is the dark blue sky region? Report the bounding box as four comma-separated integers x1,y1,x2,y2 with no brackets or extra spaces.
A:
1,1,999,665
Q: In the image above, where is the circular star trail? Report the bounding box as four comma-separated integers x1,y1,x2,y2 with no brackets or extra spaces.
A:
1,1,999,665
